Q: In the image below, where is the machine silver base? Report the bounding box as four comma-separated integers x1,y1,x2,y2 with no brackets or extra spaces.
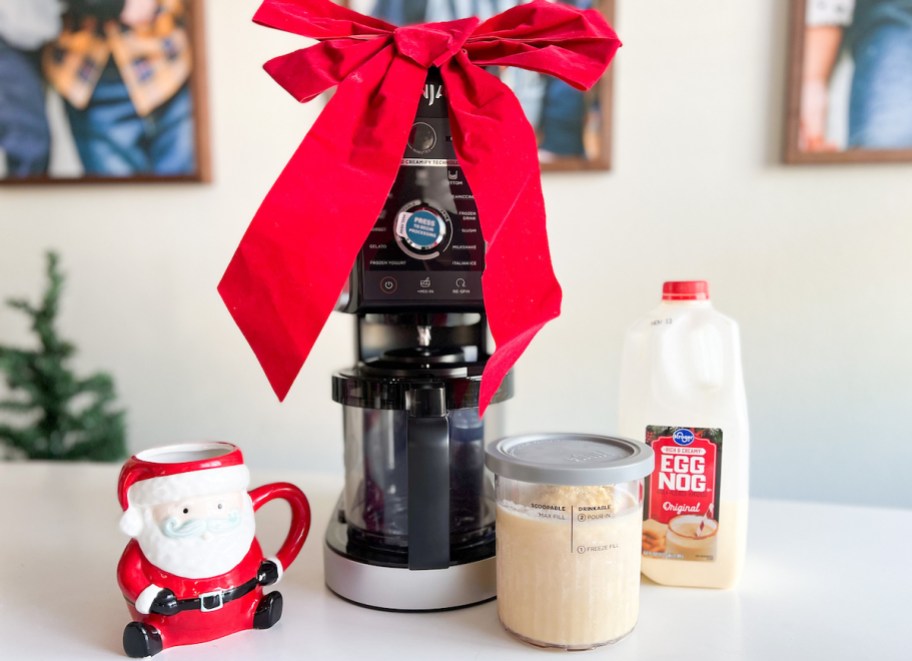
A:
323,541,496,611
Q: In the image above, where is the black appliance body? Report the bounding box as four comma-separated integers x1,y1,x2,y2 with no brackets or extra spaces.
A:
324,69,511,611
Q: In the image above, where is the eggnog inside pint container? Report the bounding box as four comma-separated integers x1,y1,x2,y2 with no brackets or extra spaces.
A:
485,434,654,650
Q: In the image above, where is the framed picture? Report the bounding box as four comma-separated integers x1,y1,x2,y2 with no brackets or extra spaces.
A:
0,0,210,183
347,0,616,171
785,0,912,164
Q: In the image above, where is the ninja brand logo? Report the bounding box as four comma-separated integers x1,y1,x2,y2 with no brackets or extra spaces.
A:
673,429,695,446
423,83,445,106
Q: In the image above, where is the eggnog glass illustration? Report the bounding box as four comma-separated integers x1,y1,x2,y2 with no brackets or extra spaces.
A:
665,514,718,560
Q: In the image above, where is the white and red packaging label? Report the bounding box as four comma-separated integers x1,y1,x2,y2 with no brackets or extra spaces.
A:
642,427,722,562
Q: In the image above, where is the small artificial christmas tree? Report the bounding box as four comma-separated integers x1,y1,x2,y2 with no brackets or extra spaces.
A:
0,252,126,461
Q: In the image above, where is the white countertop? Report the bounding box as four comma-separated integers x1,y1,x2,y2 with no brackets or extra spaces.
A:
0,461,908,660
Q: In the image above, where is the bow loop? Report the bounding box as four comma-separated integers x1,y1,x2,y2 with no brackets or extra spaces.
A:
393,17,479,68
254,0,394,39
264,37,393,103
465,2,620,90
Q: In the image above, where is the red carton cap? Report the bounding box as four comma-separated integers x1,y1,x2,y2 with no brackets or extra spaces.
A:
662,281,709,301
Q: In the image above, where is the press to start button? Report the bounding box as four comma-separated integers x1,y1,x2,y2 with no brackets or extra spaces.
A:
406,210,444,249
394,202,451,260
379,276,398,294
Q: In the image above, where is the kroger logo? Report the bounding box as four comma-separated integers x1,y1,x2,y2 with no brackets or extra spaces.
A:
673,429,695,446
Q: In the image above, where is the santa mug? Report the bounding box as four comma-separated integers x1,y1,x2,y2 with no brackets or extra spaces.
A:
116,442,311,658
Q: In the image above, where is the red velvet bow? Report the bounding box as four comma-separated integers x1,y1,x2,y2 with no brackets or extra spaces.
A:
219,0,620,413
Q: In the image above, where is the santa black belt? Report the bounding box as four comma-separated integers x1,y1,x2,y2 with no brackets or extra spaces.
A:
177,576,260,613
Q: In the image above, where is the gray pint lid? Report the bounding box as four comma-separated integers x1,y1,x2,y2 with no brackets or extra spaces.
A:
485,433,654,486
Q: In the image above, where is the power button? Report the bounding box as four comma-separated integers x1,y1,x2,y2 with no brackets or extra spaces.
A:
379,276,398,294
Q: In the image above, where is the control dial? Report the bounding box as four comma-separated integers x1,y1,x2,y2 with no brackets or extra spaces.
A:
394,200,451,260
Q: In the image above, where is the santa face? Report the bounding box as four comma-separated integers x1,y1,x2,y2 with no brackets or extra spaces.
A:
136,491,256,579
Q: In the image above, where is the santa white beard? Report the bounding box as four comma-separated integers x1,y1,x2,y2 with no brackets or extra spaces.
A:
136,496,257,579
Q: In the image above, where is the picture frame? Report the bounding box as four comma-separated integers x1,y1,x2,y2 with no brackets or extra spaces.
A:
0,0,211,184
346,0,616,172
785,0,912,164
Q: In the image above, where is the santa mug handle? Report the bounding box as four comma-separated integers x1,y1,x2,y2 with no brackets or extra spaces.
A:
249,482,311,571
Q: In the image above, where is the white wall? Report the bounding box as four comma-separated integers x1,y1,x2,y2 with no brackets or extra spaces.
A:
1,1,910,508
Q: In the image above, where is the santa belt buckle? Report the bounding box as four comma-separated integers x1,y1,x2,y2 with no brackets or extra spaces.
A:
199,589,225,612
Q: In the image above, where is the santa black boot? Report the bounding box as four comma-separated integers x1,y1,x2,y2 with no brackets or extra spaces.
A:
123,622,163,658
253,591,283,629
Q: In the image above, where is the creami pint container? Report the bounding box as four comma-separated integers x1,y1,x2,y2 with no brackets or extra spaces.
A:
485,434,654,650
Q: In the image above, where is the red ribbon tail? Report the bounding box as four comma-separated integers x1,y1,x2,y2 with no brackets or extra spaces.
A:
478,322,553,417
443,55,562,415
219,48,427,399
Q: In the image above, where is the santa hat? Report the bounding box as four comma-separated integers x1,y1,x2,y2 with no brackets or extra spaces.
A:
118,442,250,537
